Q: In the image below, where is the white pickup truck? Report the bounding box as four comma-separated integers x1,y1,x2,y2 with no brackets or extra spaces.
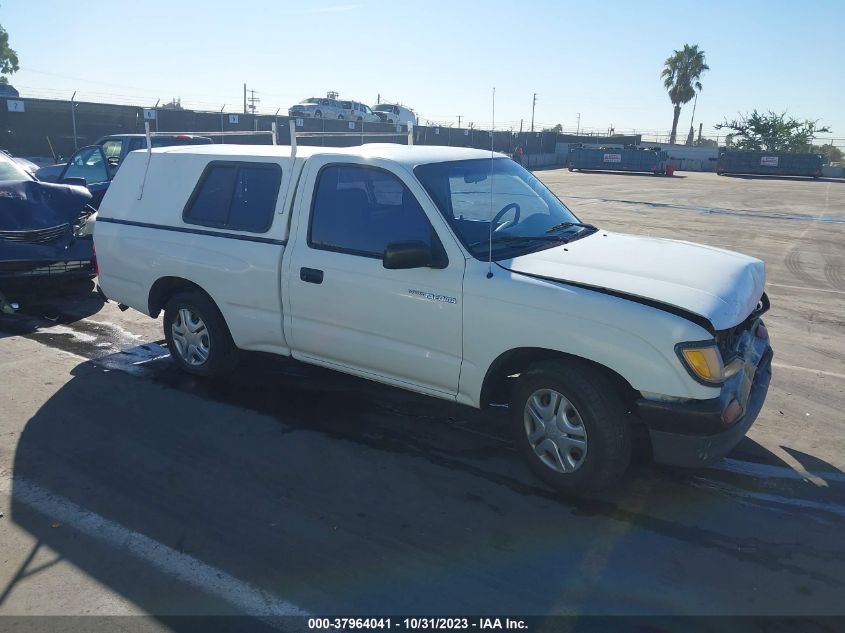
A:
94,142,772,492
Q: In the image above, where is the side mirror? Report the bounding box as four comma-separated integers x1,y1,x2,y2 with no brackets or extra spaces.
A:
61,177,88,188
383,241,433,270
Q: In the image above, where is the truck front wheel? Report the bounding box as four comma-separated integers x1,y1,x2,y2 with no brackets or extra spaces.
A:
510,360,631,492
163,291,238,377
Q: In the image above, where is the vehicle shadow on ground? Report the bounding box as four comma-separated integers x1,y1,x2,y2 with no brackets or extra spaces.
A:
0,280,104,340
7,349,845,621
721,174,842,183
569,170,686,178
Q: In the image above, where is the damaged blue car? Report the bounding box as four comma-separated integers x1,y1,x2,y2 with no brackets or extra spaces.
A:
0,152,96,286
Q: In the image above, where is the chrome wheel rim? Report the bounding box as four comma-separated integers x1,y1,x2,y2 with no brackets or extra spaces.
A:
171,307,210,366
524,389,588,473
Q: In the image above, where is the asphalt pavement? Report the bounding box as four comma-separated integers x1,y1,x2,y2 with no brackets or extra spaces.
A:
1,170,843,629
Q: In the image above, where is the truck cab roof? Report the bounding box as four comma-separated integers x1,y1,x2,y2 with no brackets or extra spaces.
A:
146,143,503,169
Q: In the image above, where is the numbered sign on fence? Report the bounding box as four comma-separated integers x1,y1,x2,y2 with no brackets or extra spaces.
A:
228,114,239,124
296,118,304,127
348,121,355,130
143,108,157,120
6,100,24,113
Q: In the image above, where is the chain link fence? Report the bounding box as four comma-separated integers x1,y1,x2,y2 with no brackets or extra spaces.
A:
1,97,842,169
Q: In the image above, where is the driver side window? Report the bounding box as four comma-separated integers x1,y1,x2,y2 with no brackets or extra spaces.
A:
309,165,435,258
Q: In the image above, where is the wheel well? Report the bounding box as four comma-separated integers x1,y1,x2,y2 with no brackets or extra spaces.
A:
479,348,638,409
148,277,208,318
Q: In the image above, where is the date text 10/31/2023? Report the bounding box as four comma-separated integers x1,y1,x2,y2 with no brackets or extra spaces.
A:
307,618,528,630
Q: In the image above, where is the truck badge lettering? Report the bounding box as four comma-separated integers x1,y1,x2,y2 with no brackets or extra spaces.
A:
408,289,457,304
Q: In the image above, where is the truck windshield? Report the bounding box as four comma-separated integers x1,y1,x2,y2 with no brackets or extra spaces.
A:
0,152,32,181
414,158,589,260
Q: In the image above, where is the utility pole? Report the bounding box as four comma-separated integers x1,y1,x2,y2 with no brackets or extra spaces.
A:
519,119,523,133
243,83,247,115
457,115,462,128
576,112,581,136
70,91,78,150
688,93,698,131
247,90,260,115
530,93,537,132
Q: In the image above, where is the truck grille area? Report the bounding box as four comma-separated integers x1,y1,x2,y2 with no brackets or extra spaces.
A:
0,223,71,244
0,259,95,278
716,292,770,361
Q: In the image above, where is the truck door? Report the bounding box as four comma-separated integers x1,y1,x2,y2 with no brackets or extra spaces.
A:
286,160,465,398
59,146,112,208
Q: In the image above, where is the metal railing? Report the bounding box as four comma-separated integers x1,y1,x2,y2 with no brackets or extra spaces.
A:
288,120,413,156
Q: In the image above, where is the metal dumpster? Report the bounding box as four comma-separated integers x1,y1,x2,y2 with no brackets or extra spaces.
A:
567,146,668,174
716,151,824,178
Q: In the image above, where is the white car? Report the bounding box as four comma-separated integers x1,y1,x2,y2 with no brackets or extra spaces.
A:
288,97,344,119
94,143,772,492
372,103,417,125
340,100,381,122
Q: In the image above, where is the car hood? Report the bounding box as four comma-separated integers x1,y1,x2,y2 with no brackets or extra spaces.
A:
0,179,92,230
503,230,765,331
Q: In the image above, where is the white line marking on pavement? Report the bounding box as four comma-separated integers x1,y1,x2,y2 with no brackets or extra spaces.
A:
691,478,845,520
772,362,845,380
707,458,845,486
2,477,309,618
766,283,845,296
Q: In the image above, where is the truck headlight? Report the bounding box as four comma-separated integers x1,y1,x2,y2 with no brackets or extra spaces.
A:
676,343,725,384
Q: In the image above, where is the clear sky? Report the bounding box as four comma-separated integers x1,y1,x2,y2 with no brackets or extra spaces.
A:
2,0,842,139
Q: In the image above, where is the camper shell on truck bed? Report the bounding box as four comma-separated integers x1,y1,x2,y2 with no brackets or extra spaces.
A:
94,141,773,493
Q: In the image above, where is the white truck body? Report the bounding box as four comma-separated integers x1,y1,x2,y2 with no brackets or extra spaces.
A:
94,143,773,490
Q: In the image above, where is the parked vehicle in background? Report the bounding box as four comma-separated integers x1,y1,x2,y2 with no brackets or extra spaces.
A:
372,103,417,125
94,142,772,493
340,100,381,122
36,133,213,207
716,150,823,178
567,146,669,175
0,151,95,285
288,98,345,119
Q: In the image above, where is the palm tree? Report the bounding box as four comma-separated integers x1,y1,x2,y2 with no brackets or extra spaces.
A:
661,44,709,145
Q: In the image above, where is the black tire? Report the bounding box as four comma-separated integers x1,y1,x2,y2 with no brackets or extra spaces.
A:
163,290,238,377
509,359,631,493
315,110,322,118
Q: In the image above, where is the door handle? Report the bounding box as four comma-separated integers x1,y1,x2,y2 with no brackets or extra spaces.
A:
300,267,324,284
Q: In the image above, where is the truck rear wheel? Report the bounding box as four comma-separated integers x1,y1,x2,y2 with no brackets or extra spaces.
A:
163,291,238,378
510,360,631,493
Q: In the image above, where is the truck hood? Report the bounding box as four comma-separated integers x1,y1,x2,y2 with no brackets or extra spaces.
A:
503,231,766,331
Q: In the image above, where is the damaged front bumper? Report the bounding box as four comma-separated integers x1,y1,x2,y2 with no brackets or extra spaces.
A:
636,320,773,467
0,235,95,282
